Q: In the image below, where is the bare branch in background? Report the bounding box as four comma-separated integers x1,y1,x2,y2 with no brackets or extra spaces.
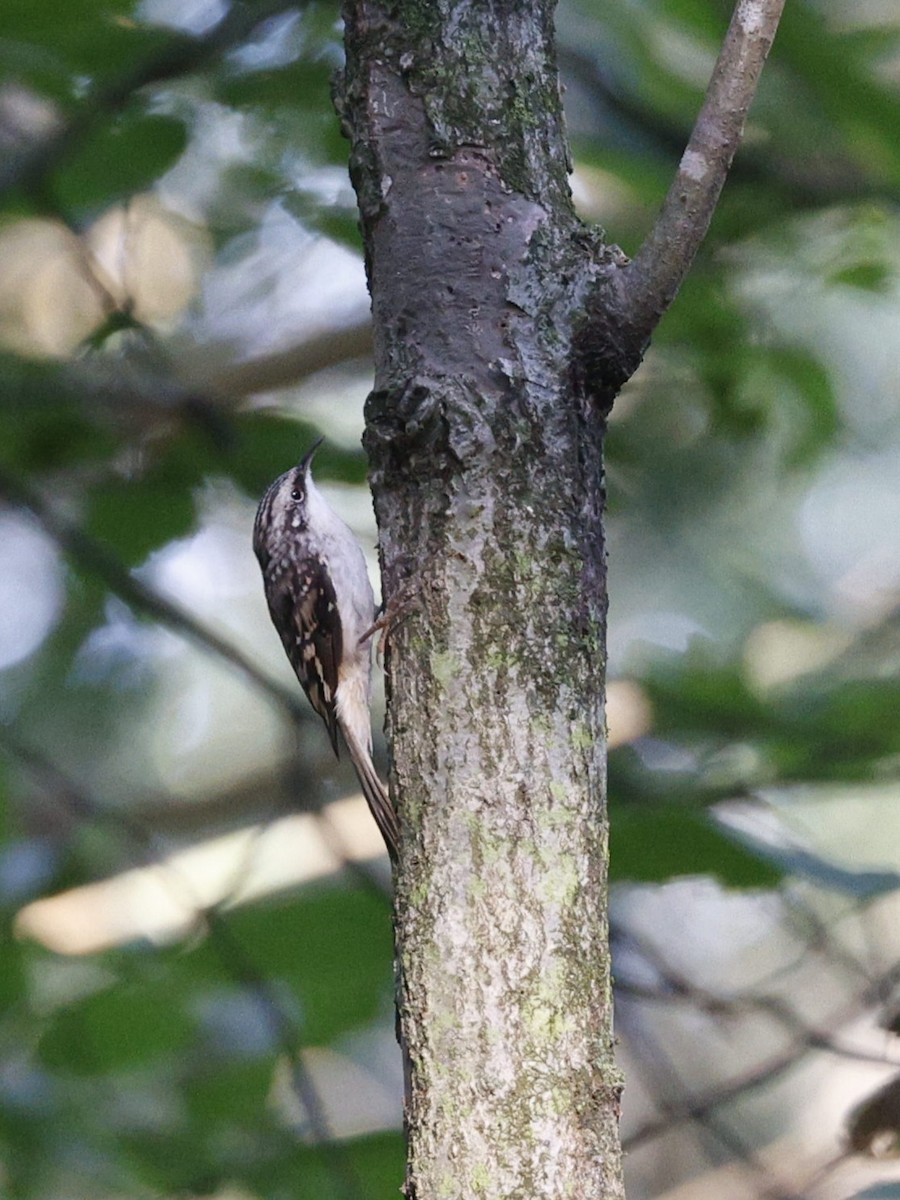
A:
618,920,900,1154
0,463,305,721
201,320,374,399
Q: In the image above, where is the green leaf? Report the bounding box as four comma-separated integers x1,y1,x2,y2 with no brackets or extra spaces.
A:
282,193,363,253
0,1105,64,1198
0,1,174,102
184,1057,273,1127
227,412,368,497
38,976,193,1075
0,927,26,1008
53,112,188,214
119,1127,221,1194
345,1131,406,1196
218,884,394,1045
829,261,891,292
766,346,839,466
86,472,195,568
217,39,349,168
775,4,900,191
240,1130,404,1200
609,800,783,887
0,358,118,472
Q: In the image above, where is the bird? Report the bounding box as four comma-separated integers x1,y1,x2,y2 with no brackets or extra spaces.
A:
253,439,399,861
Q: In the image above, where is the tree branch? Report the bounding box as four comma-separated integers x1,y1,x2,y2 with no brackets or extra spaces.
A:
619,924,900,1152
198,319,373,399
618,0,785,344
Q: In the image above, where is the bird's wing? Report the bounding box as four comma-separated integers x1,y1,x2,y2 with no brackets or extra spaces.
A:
272,556,343,756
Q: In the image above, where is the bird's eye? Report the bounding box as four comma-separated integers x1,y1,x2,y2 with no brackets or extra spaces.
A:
291,488,302,501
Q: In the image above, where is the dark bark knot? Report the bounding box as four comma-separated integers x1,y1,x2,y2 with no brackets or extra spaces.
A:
571,267,650,419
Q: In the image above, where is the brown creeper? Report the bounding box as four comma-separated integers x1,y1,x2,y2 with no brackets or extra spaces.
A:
253,440,399,861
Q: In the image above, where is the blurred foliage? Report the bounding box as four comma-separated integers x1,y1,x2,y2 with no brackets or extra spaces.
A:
0,0,899,1197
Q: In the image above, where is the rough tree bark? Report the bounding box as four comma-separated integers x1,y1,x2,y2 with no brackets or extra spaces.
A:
335,1,784,1197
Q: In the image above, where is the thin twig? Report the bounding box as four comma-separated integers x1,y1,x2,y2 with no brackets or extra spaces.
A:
618,1001,807,1200
618,919,900,1152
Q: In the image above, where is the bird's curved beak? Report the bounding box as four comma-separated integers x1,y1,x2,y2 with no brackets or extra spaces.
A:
299,436,325,473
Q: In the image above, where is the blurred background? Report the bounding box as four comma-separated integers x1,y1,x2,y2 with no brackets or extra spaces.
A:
1,0,899,1197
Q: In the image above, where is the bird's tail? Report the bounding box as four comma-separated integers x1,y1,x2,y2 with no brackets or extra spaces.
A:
343,728,399,863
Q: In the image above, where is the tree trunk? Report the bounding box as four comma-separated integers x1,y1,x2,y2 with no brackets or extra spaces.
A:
338,3,624,1197
336,0,783,1194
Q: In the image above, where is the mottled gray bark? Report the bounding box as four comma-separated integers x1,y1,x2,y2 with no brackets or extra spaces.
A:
335,1,782,1197
338,5,623,1194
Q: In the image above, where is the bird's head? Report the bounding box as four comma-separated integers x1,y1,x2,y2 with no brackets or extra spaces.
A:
253,437,324,564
